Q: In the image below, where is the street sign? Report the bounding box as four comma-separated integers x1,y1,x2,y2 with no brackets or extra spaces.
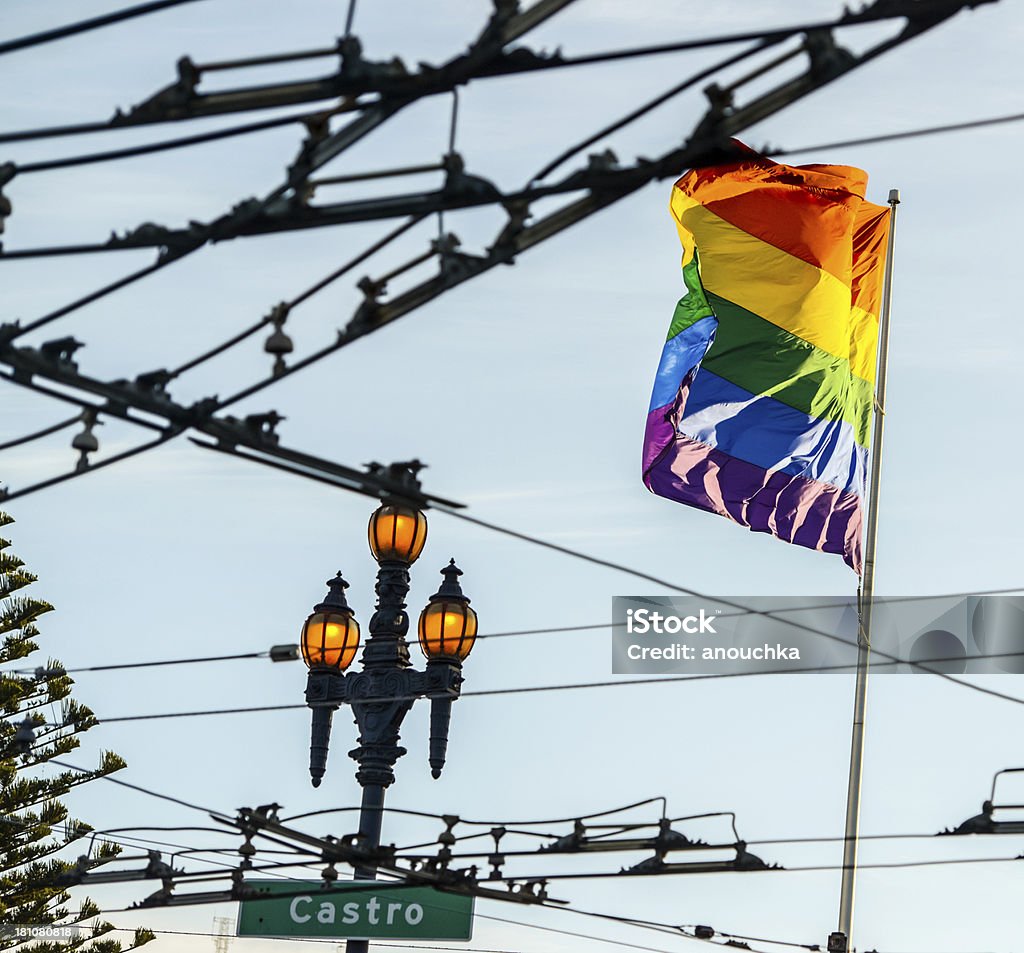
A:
236,880,474,941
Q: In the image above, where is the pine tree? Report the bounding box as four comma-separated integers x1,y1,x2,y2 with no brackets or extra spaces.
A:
0,511,154,952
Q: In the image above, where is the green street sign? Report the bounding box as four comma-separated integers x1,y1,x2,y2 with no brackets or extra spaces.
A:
236,880,474,941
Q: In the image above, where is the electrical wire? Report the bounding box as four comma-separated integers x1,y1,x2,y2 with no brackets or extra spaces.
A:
36,646,1024,729
1,0,580,347
92,905,716,953
393,822,1019,865
0,413,81,451
445,853,1024,885
11,109,337,175
432,505,1024,710
12,259,171,336
14,772,899,919
284,797,668,830
8,586,1022,677
0,22,1011,953
85,860,759,953
532,37,778,183
0,91,1013,493
12,649,268,675
118,6,934,83
48,758,228,817
0,429,181,504
774,110,1024,158
0,0,207,57
0,4,923,143
37,774,998,952
166,213,425,380
6,100,1015,499
28,100,1001,498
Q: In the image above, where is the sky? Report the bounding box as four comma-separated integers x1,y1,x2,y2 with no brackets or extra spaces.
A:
2,1,1024,952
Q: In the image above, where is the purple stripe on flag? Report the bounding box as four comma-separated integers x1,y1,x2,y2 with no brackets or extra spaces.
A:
643,422,863,573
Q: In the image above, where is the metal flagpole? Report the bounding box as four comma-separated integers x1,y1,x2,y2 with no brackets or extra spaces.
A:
833,188,901,953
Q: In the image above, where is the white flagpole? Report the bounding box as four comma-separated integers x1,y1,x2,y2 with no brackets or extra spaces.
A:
835,188,901,952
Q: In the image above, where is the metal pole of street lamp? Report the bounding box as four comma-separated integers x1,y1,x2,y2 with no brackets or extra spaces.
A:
300,463,478,953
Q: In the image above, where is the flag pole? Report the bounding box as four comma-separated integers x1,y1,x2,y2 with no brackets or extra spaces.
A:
834,188,901,952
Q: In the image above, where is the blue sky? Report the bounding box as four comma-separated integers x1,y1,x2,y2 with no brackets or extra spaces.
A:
3,1,1024,951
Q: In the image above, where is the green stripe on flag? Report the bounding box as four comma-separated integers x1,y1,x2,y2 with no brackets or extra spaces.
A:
703,292,873,447
665,253,715,341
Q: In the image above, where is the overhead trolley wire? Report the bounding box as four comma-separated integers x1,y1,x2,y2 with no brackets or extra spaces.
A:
532,37,779,183
0,413,81,451
33,769,1001,952
0,429,181,503
10,109,340,175
0,2,1014,727
166,213,425,380
0,3,935,144
0,0,581,346
0,0,208,57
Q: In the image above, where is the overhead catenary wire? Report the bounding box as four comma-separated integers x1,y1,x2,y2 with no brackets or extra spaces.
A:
532,37,779,183
0,413,81,451
164,214,427,380
4,381,1021,712
73,804,1017,858
26,759,1007,889
0,101,1014,464
9,109,342,175
32,793,1024,885
2,13,1015,953
31,768,1004,952
86,841,1017,950
0,20,1005,507
0,429,181,503
0,4,941,145
0,0,991,485
0,0,582,345
3,97,1009,468
284,797,669,830
76,846,793,953
0,0,208,57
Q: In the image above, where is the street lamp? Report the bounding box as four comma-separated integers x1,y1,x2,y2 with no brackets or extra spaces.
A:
301,464,478,953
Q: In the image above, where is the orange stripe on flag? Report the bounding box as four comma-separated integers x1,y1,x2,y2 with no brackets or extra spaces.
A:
673,156,869,286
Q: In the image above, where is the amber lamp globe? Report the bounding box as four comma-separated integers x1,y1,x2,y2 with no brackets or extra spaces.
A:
418,560,477,662
301,573,360,671
368,503,428,564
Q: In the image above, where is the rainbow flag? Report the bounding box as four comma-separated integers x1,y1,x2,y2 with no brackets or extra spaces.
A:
642,146,890,574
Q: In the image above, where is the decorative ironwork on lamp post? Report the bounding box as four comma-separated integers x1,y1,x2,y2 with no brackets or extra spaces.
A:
300,462,478,953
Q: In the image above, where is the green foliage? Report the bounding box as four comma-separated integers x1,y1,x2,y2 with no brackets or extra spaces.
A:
0,512,151,953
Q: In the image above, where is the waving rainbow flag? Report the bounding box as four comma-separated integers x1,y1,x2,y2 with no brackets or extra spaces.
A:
642,146,890,574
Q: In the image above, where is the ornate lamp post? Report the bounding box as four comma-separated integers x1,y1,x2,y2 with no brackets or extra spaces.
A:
301,465,478,953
